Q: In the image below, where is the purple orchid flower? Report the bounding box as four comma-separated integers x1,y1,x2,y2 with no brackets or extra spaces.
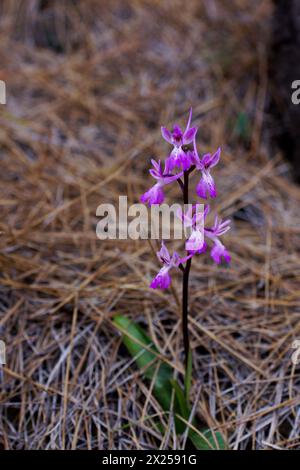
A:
205,215,231,264
177,205,209,254
161,108,197,172
193,137,220,199
140,159,183,206
150,242,180,289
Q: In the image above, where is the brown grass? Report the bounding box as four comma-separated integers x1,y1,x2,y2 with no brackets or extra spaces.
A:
0,0,300,450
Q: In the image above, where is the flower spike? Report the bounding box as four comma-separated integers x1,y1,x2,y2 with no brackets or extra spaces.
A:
140,107,231,374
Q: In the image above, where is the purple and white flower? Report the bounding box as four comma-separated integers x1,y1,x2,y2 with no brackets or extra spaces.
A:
140,159,183,206
205,215,231,264
177,205,209,254
161,108,197,171
193,138,220,199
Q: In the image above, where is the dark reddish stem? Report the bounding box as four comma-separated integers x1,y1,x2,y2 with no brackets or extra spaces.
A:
182,170,192,368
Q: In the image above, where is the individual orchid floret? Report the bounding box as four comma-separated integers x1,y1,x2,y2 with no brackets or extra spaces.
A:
205,215,231,264
177,205,209,254
161,108,197,172
140,159,183,206
193,137,220,199
150,241,180,289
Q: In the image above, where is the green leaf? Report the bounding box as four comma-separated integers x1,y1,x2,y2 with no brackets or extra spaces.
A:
189,428,227,450
171,379,190,419
171,382,227,450
113,315,173,411
113,315,227,450
168,379,189,434
234,112,251,141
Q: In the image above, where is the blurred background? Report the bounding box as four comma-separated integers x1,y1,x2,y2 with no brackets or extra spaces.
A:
0,0,300,450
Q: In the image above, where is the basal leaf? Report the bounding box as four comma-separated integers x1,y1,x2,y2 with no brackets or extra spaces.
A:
113,315,173,411
113,315,227,450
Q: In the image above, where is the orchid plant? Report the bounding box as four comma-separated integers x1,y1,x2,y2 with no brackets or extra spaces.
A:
141,109,231,388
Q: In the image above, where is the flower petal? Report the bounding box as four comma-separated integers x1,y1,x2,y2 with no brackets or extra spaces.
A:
149,168,160,179
185,229,205,253
151,158,161,171
196,171,217,199
209,147,221,168
161,127,173,144
140,183,165,206
177,206,193,227
183,126,197,145
196,176,208,199
211,243,231,264
150,268,171,289
181,150,193,170
166,147,185,171
201,153,211,167
171,251,181,267
163,169,183,185
185,107,193,133
157,241,171,265
192,135,201,167
178,253,194,264
165,154,175,173
172,125,183,144
186,240,207,255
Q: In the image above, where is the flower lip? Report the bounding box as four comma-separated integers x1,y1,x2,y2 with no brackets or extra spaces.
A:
150,267,171,289
210,241,231,264
140,182,165,206
186,229,205,253
204,216,231,265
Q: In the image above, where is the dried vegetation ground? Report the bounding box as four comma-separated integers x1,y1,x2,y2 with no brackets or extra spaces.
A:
0,0,300,450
